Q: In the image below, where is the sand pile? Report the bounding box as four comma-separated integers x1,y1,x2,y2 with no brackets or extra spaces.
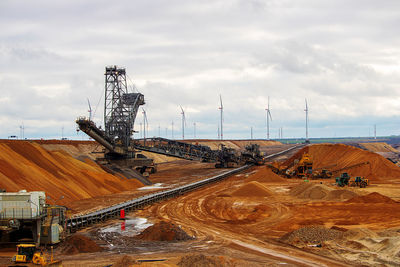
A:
136,221,193,241
230,181,274,198
178,254,240,267
346,192,397,204
0,140,143,205
60,234,103,255
280,225,344,245
283,144,400,181
290,182,356,201
245,167,287,183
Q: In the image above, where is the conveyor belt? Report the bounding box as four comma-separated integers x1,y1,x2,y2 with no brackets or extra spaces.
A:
67,164,251,231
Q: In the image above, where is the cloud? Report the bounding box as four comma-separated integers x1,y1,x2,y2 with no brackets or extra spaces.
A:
0,0,399,140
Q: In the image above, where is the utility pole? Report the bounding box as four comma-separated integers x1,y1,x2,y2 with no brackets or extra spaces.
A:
19,123,25,139
219,95,223,140
305,99,309,141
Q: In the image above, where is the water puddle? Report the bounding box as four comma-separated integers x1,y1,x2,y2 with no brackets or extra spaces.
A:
100,217,153,236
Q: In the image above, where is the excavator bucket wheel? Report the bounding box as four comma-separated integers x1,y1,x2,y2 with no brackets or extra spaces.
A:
360,181,367,188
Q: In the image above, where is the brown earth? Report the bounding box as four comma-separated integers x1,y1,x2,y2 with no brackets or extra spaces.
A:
2,141,400,266
0,140,143,205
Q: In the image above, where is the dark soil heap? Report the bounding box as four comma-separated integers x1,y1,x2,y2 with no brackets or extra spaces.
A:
136,221,193,241
59,234,103,255
280,225,344,245
178,254,227,267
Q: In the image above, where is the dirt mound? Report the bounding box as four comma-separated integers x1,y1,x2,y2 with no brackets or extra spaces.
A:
283,144,400,182
178,254,239,267
326,189,357,201
112,255,138,267
230,181,274,198
280,225,344,245
245,167,286,183
360,142,398,153
0,140,143,205
290,182,357,201
60,234,103,255
346,192,397,204
343,228,379,240
136,221,193,241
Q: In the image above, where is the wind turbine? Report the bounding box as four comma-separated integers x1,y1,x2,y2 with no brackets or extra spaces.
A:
265,96,272,140
180,106,186,140
171,121,174,139
193,122,196,138
142,108,148,139
219,94,223,140
305,99,309,141
87,98,92,121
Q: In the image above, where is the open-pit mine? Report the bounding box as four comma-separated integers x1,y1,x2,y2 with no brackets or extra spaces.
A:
1,66,400,267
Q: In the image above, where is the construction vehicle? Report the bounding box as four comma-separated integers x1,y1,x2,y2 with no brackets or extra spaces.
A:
215,144,241,168
312,169,333,179
12,244,61,266
335,172,351,187
349,176,369,188
241,144,265,165
285,153,313,178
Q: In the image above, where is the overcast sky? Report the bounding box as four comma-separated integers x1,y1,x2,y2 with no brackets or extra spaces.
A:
1,0,400,140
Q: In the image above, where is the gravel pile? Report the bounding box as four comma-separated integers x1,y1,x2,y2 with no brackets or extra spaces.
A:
280,225,344,245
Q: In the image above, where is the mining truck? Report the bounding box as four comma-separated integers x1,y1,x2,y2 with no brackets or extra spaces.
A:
349,176,369,188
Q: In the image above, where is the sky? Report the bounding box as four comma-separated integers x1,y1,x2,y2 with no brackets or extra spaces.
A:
1,0,400,140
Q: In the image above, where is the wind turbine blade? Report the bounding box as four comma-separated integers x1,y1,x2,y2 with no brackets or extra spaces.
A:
305,98,308,110
180,105,184,113
268,110,272,121
220,94,223,109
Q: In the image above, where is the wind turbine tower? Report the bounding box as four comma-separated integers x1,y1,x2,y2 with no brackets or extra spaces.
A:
374,124,377,140
142,108,148,139
180,106,186,140
219,94,223,140
265,97,272,140
305,99,309,141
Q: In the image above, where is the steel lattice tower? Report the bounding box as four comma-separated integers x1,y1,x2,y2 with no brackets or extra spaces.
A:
104,66,144,151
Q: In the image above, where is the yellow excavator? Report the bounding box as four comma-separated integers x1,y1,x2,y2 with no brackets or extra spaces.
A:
12,244,62,266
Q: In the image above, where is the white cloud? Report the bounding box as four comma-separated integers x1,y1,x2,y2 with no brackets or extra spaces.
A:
0,0,399,139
